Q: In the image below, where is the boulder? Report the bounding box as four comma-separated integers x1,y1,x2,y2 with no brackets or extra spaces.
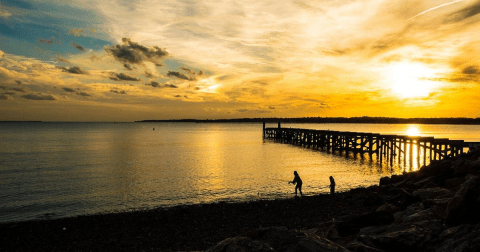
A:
414,220,443,235
428,223,480,252
379,177,391,186
335,211,394,237
452,159,479,176
385,188,419,209
356,225,430,252
445,176,480,225
412,187,453,200
402,209,437,224
413,176,436,189
205,236,274,252
376,204,400,214
210,227,353,252
393,202,424,223
445,177,466,189
284,232,351,252
363,192,384,206
344,240,386,252
316,222,339,239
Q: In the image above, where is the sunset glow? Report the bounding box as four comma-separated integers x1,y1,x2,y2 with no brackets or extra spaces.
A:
1,0,480,121
386,62,438,98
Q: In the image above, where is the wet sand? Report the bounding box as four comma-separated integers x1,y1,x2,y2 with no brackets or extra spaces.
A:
0,191,381,251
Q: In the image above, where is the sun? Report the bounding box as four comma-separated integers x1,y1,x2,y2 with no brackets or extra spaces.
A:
405,125,421,136
385,62,437,98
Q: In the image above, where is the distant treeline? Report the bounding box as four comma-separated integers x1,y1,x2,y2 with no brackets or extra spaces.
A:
137,117,480,125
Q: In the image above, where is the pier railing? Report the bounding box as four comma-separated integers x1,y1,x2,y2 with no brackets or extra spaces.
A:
263,124,478,169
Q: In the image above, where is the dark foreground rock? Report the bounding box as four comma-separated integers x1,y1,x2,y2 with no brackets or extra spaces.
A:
205,148,480,252
2,148,480,251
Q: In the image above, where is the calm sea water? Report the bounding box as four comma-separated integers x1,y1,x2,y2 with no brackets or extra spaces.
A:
1,122,479,223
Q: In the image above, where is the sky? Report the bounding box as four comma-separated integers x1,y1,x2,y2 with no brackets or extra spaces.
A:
1,0,480,122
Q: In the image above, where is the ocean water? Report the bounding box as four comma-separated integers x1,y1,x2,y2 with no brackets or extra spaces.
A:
1,122,479,223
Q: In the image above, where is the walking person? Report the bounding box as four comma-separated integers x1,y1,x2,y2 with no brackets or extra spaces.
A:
329,176,336,195
289,171,303,197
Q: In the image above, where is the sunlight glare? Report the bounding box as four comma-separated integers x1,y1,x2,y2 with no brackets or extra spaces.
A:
385,62,437,98
405,125,421,136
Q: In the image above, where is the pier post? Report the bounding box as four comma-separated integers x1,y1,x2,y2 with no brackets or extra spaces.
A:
409,139,413,168
263,122,265,139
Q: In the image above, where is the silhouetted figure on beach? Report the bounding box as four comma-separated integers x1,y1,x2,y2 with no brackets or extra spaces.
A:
329,176,336,195
289,171,303,197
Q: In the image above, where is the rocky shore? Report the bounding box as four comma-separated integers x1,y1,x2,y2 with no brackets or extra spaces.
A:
1,148,480,251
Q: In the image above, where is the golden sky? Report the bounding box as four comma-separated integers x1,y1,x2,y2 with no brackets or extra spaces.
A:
1,0,480,121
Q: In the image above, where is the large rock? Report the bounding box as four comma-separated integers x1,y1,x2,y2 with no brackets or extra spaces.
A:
393,202,424,223
423,198,451,220
316,222,339,240
376,204,400,214
335,211,394,237
413,176,436,189
385,188,419,209
428,223,480,252
282,232,351,252
379,176,391,186
402,209,437,224
452,159,480,176
205,236,274,252
412,187,453,200
445,177,466,189
445,175,480,225
357,225,431,252
344,240,386,252
207,227,352,252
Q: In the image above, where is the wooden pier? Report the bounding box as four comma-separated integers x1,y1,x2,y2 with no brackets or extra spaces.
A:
263,123,477,169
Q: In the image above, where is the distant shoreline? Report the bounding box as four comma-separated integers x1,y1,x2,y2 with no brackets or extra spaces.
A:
2,117,480,124
136,117,480,125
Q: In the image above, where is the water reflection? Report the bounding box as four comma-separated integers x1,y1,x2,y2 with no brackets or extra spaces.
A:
2,122,479,223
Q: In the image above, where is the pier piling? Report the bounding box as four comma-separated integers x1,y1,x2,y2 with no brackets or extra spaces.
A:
263,125,474,169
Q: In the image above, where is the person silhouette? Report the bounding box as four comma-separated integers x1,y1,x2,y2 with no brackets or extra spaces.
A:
329,176,336,195
289,171,303,197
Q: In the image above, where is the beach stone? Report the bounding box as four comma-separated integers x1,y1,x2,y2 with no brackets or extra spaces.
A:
205,236,274,252
412,187,453,200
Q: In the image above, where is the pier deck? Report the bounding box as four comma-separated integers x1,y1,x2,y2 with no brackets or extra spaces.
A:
263,123,478,169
